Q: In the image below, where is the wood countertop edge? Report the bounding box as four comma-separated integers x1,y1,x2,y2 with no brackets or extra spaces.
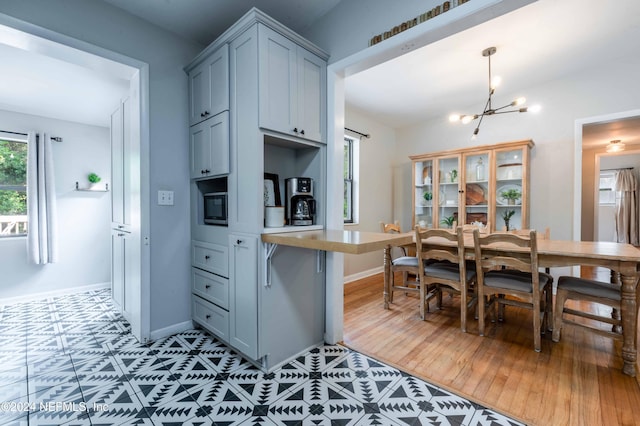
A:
261,230,413,254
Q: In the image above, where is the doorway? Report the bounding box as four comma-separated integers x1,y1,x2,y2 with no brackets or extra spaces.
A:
576,112,640,244
0,17,150,342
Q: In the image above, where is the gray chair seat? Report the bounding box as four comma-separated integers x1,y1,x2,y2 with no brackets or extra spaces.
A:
484,270,551,293
557,276,621,300
425,261,476,282
392,256,420,267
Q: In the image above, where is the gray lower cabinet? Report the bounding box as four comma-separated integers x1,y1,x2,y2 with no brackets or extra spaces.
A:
192,295,229,341
228,234,259,359
191,240,230,341
209,233,326,371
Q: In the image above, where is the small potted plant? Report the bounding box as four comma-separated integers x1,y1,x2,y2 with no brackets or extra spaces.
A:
500,188,521,205
441,215,456,229
423,191,432,205
502,209,515,231
88,172,101,189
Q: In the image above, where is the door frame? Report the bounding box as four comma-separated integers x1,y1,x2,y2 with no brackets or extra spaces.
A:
0,14,151,342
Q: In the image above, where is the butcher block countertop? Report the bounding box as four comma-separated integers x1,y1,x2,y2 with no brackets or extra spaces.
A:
261,229,412,254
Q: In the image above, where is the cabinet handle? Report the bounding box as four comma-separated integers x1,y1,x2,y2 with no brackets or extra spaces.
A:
205,314,211,319
118,225,125,229
205,284,211,289
204,169,210,173
300,129,305,135
117,233,125,237
200,112,205,117
236,239,243,245
293,127,298,133
205,255,210,260
201,111,210,117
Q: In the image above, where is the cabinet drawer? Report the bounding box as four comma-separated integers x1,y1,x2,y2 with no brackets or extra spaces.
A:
192,295,229,341
192,267,228,309
192,240,228,277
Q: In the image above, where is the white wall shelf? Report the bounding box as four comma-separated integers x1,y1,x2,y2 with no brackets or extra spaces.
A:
75,181,109,192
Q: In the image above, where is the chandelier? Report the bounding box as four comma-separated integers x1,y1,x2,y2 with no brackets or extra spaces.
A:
449,46,540,139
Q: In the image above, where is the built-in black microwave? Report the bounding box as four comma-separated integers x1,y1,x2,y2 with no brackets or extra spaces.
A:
203,192,228,225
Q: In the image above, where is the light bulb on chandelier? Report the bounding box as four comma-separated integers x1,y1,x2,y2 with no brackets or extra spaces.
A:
449,47,541,139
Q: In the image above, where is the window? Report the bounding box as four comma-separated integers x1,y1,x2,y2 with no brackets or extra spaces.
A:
343,135,359,223
599,171,616,205
0,138,28,237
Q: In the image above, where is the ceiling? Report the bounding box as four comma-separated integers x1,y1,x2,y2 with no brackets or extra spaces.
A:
344,0,640,146
0,0,639,150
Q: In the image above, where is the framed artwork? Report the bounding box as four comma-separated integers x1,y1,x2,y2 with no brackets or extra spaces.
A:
263,173,281,206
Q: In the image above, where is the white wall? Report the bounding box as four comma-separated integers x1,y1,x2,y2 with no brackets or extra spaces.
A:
343,105,397,280
0,1,202,333
395,58,640,240
0,109,111,300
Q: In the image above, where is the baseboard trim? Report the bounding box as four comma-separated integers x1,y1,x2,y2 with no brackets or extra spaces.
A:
343,266,383,284
149,320,194,342
0,282,110,307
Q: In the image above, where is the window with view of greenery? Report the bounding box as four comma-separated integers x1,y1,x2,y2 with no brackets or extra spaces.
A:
0,138,28,236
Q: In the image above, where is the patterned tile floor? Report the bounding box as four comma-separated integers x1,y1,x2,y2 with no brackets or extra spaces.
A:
0,289,525,425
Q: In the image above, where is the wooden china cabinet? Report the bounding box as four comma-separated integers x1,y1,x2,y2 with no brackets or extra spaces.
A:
410,139,533,232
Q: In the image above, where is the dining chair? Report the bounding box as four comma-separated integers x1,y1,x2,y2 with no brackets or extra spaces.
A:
380,221,420,303
472,229,553,352
414,226,476,331
552,275,633,347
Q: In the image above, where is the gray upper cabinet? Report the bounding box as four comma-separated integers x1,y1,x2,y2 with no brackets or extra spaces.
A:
258,25,326,143
189,111,230,179
188,44,229,127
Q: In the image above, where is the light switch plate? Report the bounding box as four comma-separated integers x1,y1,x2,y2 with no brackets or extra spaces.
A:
158,190,174,206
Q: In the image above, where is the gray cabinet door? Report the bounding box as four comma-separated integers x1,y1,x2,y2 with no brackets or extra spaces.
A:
189,44,229,126
229,234,258,359
297,47,326,143
229,25,262,233
189,111,229,179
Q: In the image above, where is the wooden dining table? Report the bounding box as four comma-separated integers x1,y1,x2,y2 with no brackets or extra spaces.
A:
381,232,640,377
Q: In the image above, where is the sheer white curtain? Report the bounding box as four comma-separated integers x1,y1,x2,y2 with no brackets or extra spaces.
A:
614,169,638,245
27,131,58,264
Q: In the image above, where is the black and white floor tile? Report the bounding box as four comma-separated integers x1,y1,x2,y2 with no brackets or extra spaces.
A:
0,289,526,425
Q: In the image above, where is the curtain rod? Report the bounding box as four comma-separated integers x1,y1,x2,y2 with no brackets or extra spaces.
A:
601,167,633,171
345,127,371,139
0,130,63,142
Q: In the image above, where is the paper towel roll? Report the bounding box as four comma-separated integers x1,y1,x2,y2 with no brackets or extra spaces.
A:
265,206,284,227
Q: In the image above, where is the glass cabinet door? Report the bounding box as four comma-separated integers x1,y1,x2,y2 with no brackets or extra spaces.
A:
414,159,434,228
437,156,460,229
462,152,490,228
495,147,525,231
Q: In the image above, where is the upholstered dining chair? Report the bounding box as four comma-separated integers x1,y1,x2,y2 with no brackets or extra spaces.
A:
380,221,420,303
552,275,633,348
471,229,553,352
414,226,477,331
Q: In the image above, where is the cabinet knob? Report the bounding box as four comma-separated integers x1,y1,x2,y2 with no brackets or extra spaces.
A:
204,169,210,174
300,129,305,135
117,233,125,237
458,189,464,193
236,239,242,245
205,314,211,320
205,284,211,289
200,112,205,117
201,111,210,117
205,255,211,260
293,127,298,133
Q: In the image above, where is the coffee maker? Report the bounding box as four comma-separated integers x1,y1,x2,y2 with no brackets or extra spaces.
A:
285,177,316,226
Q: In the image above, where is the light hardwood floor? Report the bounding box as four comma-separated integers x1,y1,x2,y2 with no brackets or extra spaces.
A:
343,269,640,426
